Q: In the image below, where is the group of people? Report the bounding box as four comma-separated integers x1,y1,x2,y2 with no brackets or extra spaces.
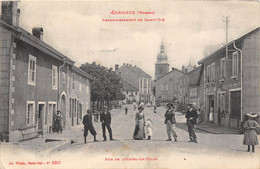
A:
132,102,199,143
82,106,114,144
62,102,260,153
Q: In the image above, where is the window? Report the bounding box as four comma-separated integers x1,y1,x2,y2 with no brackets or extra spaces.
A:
28,55,36,85
86,85,89,95
161,83,168,91
62,72,66,88
48,102,56,125
211,63,215,81
79,83,82,92
232,52,239,76
147,79,151,94
26,101,35,125
206,65,211,83
52,65,58,90
220,58,226,78
161,95,168,100
72,75,75,89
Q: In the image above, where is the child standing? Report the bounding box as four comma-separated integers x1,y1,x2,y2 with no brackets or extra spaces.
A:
146,119,153,140
243,112,260,152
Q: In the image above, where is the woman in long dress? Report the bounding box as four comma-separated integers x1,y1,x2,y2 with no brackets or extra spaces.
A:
54,110,63,133
243,112,259,152
133,104,145,140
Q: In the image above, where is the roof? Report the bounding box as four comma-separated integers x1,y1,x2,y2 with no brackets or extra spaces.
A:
123,80,138,91
198,27,260,64
0,19,75,65
188,66,202,86
72,66,93,81
155,67,184,82
123,65,152,78
0,18,93,80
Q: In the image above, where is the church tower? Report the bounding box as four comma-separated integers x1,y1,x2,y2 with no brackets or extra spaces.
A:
155,42,169,80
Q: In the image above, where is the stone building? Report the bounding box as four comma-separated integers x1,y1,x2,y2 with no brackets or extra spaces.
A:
0,1,92,142
115,64,152,104
155,68,184,105
198,27,260,128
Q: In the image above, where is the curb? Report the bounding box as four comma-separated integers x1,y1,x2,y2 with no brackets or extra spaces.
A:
39,140,73,155
196,127,239,135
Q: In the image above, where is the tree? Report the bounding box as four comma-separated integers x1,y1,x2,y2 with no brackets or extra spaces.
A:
80,62,125,110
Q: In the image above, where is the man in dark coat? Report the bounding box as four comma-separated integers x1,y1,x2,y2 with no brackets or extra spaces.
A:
82,109,98,144
185,104,198,143
100,106,114,141
164,103,177,141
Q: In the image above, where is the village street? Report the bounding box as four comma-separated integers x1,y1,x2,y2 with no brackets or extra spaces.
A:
0,105,259,169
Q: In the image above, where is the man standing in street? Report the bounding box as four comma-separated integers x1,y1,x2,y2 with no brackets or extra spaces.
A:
82,109,98,144
164,103,177,142
185,104,198,143
125,107,128,115
100,106,114,141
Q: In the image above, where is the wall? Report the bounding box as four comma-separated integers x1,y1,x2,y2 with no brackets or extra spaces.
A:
155,70,183,103
242,29,260,121
0,25,11,141
9,38,61,141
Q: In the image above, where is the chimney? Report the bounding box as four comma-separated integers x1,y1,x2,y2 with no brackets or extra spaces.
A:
1,1,20,26
185,68,188,74
115,64,119,71
32,28,44,40
172,67,175,71
182,65,185,73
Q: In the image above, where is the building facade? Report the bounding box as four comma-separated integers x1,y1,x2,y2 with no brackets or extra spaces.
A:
187,66,203,108
0,1,92,142
198,27,260,128
155,68,184,105
122,80,139,104
115,64,152,104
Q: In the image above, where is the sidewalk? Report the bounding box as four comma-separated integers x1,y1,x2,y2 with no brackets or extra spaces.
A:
2,124,84,155
196,123,240,134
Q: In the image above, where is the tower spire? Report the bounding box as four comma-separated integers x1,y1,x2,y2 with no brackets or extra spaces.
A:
160,42,164,53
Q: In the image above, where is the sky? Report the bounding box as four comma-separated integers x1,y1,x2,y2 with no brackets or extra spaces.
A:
11,0,260,79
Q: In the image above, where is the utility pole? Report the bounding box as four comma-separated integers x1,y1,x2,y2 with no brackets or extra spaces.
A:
223,16,230,60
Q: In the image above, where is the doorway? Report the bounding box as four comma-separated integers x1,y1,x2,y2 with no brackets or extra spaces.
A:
38,103,45,131
60,94,67,127
208,95,214,123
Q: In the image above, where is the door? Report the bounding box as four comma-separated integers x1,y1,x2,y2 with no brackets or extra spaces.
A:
230,91,241,119
208,95,214,122
38,104,45,131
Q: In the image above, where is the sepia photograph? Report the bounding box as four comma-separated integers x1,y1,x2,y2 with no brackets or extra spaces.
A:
0,0,259,168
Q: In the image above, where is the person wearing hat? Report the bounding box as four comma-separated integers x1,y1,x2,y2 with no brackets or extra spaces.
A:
82,109,98,144
164,103,177,141
133,104,146,140
100,106,114,141
243,112,260,152
54,110,63,133
185,104,198,143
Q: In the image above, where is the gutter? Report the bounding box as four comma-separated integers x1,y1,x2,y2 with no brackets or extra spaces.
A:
233,42,243,124
58,59,66,109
